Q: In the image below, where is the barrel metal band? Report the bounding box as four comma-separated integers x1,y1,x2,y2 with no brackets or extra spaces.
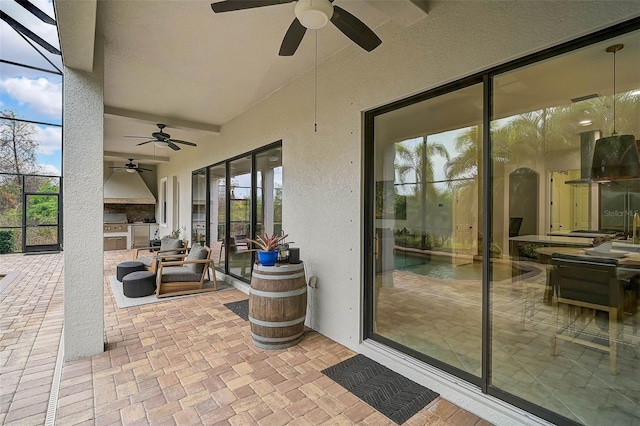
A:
251,336,302,350
250,287,307,298
251,271,306,280
249,315,306,327
251,331,304,343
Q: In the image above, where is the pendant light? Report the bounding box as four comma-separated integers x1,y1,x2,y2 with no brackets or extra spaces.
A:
590,43,639,182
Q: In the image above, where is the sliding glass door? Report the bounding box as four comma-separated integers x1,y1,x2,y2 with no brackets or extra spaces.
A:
192,141,282,282
365,22,640,426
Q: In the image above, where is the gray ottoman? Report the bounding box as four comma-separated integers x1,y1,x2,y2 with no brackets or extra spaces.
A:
122,271,156,298
117,261,145,282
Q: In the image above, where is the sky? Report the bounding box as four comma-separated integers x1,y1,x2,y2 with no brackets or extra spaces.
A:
0,0,62,176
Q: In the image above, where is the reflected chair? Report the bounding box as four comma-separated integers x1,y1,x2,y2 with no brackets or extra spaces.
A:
133,237,189,274
549,253,625,374
156,243,217,298
225,236,250,277
509,217,523,238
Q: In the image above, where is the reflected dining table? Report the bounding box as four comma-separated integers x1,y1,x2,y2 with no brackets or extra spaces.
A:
534,245,640,309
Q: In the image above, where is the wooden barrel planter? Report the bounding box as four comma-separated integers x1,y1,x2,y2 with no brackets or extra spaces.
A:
249,262,307,350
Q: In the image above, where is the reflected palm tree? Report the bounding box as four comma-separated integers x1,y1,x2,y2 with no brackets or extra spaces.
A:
445,92,639,183
395,137,450,193
395,137,451,249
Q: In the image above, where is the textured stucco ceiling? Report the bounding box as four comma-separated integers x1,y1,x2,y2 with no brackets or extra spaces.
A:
54,1,639,164
56,0,429,163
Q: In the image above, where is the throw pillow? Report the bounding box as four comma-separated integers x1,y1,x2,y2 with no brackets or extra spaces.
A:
185,244,208,274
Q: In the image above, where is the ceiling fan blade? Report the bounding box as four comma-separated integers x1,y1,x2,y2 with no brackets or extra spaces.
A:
279,18,306,56
136,140,154,146
138,167,153,172
211,0,294,13
169,139,197,147
124,135,151,139
330,6,381,52
167,142,181,151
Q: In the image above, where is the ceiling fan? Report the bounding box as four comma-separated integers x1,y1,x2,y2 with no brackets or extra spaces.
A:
109,159,152,174
210,0,382,56
125,124,197,151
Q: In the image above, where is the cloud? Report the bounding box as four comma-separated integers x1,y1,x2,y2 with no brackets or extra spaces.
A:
0,77,62,118
35,125,61,155
38,163,60,176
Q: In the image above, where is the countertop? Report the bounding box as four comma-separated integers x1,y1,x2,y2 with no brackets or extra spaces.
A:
508,235,594,246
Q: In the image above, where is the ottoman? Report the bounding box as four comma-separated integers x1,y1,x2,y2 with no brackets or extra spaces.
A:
122,271,156,298
117,261,145,282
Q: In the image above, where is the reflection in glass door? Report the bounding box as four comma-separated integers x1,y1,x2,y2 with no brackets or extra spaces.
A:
370,83,484,380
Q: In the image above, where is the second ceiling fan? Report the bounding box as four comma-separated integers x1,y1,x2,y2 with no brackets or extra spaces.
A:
210,0,382,56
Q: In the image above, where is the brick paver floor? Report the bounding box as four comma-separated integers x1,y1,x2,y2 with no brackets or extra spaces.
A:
0,250,490,425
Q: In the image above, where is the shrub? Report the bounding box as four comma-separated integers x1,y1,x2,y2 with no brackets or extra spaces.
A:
0,230,15,254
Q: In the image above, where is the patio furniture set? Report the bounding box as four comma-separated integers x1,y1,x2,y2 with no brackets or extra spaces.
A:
115,237,217,298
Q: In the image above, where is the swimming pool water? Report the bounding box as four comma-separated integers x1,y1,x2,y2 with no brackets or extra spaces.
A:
394,253,521,281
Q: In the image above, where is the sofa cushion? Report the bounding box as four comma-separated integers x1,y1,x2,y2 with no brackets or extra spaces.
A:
185,243,208,274
160,266,202,283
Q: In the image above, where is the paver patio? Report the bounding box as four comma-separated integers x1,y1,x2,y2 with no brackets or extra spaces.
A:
0,250,489,425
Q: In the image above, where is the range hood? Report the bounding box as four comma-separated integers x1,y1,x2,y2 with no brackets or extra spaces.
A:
565,131,640,185
590,134,640,182
104,171,156,204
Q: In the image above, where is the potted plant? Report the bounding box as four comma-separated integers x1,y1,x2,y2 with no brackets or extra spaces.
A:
246,232,288,266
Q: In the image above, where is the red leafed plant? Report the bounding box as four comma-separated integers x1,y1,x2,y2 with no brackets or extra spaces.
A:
246,233,288,252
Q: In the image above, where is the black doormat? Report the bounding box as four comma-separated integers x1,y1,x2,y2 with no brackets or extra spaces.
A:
322,354,439,424
224,299,249,321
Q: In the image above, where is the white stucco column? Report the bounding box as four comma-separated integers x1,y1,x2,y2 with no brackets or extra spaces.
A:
62,63,104,360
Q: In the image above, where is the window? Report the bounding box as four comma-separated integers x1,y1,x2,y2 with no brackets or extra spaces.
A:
160,177,167,226
172,176,180,231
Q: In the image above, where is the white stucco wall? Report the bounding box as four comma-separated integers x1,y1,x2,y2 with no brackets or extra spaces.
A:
63,63,105,360
158,0,640,344
153,2,640,423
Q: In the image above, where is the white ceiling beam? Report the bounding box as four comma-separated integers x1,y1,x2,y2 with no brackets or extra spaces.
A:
367,0,428,27
103,151,169,163
54,0,97,72
104,106,221,134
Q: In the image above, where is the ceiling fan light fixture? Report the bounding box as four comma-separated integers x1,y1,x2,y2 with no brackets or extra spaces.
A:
295,0,333,29
126,168,136,173
154,141,169,148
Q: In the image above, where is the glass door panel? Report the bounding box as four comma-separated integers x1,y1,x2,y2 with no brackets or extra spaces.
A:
229,156,252,279
25,193,59,252
490,29,640,425
209,165,226,271
371,83,484,378
255,147,283,237
192,170,207,244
